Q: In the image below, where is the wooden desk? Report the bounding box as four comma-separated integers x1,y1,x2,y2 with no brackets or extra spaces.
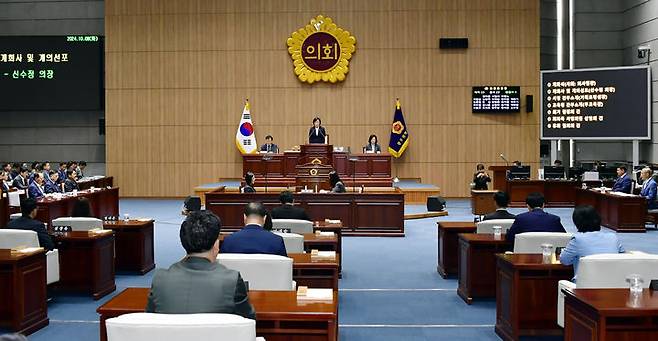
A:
97,287,338,341
36,187,120,227
51,231,116,299
0,194,8,228
471,190,498,216
103,220,155,274
77,176,114,191
495,254,573,341
564,288,658,341
205,191,404,236
244,151,392,187
505,180,616,207
575,188,647,232
489,165,512,191
0,249,48,335
288,253,339,290
314,221,343,275
457,234,511,304
436,222,476,278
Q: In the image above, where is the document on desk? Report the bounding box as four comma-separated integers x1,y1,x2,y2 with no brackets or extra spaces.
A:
297,288,334,301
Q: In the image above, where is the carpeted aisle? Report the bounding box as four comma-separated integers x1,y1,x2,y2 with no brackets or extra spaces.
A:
4,199,658,340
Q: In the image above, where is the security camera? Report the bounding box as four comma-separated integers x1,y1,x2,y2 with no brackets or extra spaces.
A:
638,45,651,59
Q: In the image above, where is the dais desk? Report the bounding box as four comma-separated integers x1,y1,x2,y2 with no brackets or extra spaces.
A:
36,188,119,227
205,190,404,236
575,188,647,232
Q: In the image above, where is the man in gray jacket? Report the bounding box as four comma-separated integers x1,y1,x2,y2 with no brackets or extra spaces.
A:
145,210,255,319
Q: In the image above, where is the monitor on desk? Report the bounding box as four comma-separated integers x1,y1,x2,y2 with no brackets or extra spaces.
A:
509,166,531,180
567,167,584,180
598,167,618,181
544,166,565,180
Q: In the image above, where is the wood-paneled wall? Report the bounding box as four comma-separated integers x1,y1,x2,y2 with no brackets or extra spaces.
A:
105,0,540,197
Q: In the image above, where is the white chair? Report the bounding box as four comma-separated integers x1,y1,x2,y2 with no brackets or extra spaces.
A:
272,232,304,254
476,219,515,234
513,232,573,253
8,191,20,207
52,217,103,231
272,219,313,234
557,253,658,327
106,313,265,341
0,229,60,285
217,253,295,291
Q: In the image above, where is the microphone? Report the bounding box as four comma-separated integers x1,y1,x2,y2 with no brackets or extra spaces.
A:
499,153,509,166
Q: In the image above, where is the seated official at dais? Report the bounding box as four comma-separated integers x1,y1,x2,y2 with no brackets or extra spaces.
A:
363,134,381,153
611,165,632,193
639,167,657,209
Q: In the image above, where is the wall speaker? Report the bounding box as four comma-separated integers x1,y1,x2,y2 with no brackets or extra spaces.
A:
526,95,533,113
439,38,468,49
99,118,105,135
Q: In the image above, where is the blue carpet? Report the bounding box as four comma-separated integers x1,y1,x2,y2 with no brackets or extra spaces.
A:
3,198,658,341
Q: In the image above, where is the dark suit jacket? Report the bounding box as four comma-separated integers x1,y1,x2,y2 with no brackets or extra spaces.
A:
473,172,491,190
1,181,10,193
64,178,79,192
28,182,45,199
271,204,311,221
44,180,61,194
7,216,55,251
241,185,255,193
220,224,287,256
363,144,381,153
145,257,255,319
309,127,327,144
260,143,279,153
331,181,346,193
612,174,632,193
483,209,516,221
506,208,565,244
57,170,67,183
12,175,27,189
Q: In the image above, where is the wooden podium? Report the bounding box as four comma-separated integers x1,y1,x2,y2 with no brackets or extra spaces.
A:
295,163,333,191
488,165,512,191
299,144,333,165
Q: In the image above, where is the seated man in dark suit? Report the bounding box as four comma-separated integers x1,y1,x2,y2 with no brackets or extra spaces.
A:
7,198,55,250
271,190,311,221
611,165,632,193
506,192,566,245
28,173,46,199
44,170,62,194
146,210,255,318
11,167,29,190
63,170,79,192
220,202,287,256
483,191,516,221
260,135,279,153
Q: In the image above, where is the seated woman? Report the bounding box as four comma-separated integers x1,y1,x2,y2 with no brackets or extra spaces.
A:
363,134,381,153
329,171,346,193
472,163,491,190
559,205,625,282
71,197,93,217
240,172,256,193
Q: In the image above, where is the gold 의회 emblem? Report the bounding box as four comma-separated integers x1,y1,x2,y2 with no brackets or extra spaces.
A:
311,158,322,165
391,121,405,134
310,169,319,176
286,15,356,84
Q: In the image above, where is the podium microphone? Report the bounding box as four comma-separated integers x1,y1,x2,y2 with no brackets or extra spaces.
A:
349,157,359,192
499,153,510,166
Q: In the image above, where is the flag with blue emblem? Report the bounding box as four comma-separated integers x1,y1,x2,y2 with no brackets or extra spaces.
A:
235,99,258,154
388,99,409,158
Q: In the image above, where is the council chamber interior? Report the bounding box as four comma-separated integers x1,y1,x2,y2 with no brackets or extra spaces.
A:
1,1,658,341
